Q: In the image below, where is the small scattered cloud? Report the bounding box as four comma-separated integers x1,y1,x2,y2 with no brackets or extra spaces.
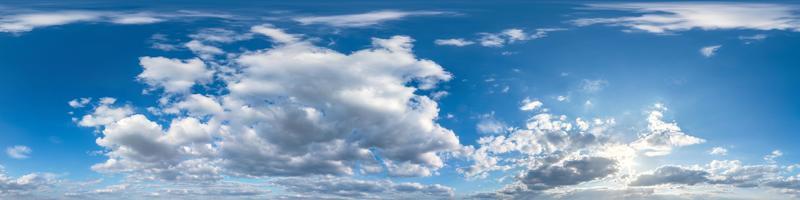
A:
6,145,31,159
700,45,722,57
709,147,728,156
764,150,783,163
434,38,474,46
519,98,543,111
739,34,768,44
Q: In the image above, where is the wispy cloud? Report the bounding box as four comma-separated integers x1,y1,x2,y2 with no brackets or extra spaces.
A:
573,2,800,33
294,10,445,27
0,10,229,33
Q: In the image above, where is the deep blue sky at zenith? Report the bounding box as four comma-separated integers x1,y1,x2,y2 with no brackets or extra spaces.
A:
1,1,800,199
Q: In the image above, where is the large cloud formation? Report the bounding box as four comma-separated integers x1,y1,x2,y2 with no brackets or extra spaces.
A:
74,24,460,182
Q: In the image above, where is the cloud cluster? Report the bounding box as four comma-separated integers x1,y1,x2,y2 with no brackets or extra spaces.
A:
72,25,460,182
462,101,711,198
573,2,800,33
5,145,31,159
0,166,58,197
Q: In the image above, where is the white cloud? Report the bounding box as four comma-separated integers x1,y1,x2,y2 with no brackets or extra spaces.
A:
573,2,800,33
293,10,444,27
250,24,300,44
709,147,728,156
77,98,133,127
630,104,705,156
185,40,224,58
476,28,562,47
137,56,213,94
520,98,543,111
764,150,783,163
700,45,722,57
0,167,58,197
68,97,91,108
6,145,31,159
71,26,459,181
0,10,226,33
434,38,474,47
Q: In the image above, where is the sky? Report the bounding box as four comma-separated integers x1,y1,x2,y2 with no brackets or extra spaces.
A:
1,1,800,199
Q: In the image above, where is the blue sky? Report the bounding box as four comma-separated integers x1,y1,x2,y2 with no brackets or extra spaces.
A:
2,1,800,199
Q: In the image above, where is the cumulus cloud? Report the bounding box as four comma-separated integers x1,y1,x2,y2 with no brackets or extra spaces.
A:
5,145,31,159
519,98,543,111
434,38,474,47
294,10,444,27
68,97,91,108
630,104,704,156
72,25,460,181
459,101,615,179
700,45,722,57
573,2,800,33
137,57,213,94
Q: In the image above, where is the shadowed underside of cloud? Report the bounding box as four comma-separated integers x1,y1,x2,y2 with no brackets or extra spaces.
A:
573,2,800,33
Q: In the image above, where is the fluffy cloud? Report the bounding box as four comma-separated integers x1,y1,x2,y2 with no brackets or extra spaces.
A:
73,25,459,181
0,167,58,197
293,10,444,27
273,176,454,199
5,145,31,159
630,104,704,156
573,2,800,33
76,97,133,127
459,101,615,179
137,57,213,94
700,45,722,57
519,98,543,111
